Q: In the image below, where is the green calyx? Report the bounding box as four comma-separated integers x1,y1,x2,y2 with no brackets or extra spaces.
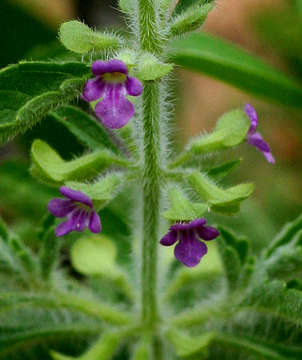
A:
136,53,173,81
162,186,208,222
30,140,130,186
59,21,121,54
187,171,254,215
65,174,122,209
169,109,250,168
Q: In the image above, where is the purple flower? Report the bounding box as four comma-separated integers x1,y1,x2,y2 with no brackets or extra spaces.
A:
160,218,219,267
48,187,101,237
82,59,143,129
244,104,275,164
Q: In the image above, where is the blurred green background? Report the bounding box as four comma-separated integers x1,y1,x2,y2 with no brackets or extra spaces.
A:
0,0,301,254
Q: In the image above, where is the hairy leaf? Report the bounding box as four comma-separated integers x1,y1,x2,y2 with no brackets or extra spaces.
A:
187,171,254,215
0,61,90,143
169,109,249,168
31,140,130,186
51,106,119,153
162,187,207,222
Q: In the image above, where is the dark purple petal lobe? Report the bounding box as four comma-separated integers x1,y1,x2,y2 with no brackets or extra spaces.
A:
174,231,208,267
126,77,143,96
89,211,102,233
160,230,178,246
48,199,75,218
197,226,219,241
82,78,105,102
244,103,258,135
60,187,93,207
247,132,275,163
55,217,74,237
95,84,134,129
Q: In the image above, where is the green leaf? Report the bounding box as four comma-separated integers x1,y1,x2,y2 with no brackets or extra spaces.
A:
132,336,152,360
168,33,302,108
264,229,302,280
0,291,132,325
66,174,122,207
71,235,118,276
169,3,214,37
187,171,254,214
0,61,89,143
166,328,214,357
51,106,119,153
172,0,215,16
217,227,251,290
31,140,129,186
207,159,242,181
59,21,121,54
266,214,302,257
242,280,302,328
70,234,134,300
169,109,249,168
166,328,301,359
52,328,136,360
39,226,60,281
0,217,9,243
162,187,207,222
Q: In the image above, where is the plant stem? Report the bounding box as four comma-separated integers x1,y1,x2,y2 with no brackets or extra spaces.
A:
141,82,162,329
137,0,164,344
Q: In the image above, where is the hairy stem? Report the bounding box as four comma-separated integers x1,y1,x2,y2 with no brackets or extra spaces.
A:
137,0,164,352
141,83,162,330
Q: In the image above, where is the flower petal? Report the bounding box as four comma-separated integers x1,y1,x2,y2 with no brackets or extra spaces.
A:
197,226,219,241
60,187,93,208
48,199,75,218
174,231,208,267
126,77,143,96
82,78,105,102
73,210,90,232
95,83,134,129
160,230,178,246
88,211,102,233
55,217,74,237
247,132,275,163
170,219,206,232
92,59,128,76
244,103,258,135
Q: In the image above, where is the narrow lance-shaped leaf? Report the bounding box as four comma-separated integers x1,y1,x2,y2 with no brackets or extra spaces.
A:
168,33,302,108
216,227,251,291
166,328,301,359
51,327,137,360
265,214,302,257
